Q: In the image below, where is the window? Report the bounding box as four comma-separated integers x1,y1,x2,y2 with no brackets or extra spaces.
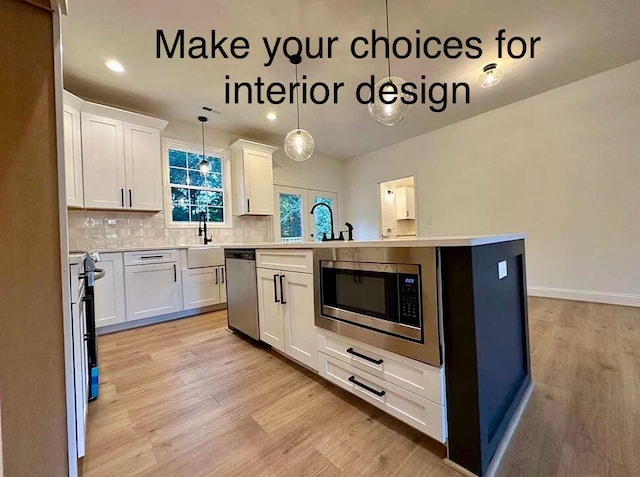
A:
164,140,231,227
274,185,338,242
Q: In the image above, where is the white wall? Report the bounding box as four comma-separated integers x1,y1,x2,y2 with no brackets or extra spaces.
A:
345,60,640,306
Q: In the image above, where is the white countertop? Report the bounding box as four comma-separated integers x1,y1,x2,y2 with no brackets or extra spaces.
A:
223,234,526,249
76,234,525,255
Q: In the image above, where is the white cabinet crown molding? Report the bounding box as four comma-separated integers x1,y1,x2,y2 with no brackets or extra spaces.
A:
63,89,168,131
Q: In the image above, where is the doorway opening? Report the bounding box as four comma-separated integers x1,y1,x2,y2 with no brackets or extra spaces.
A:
274,186,338,242
379,176,417,239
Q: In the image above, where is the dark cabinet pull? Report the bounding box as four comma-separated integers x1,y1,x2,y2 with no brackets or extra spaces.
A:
346,347,384,365
273,274,279,303
141,255,163,260
120,188,125,207
221,267,225,284
215,268,219,285
173,264,177,282
279,275,286,304
128,189,133,207
348,376,386,397
247,198,250,213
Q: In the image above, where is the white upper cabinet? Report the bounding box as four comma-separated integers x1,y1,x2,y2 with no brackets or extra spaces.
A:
81,113,127,209
395,186,416,220
63,90,167,211
230,139,278,215
124,123,163,211
63,103,84,208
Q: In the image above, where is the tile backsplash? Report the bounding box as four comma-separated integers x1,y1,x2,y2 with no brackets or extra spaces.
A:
68,210,273,251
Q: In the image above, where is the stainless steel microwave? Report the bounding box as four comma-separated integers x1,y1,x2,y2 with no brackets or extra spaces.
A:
314,247,441,366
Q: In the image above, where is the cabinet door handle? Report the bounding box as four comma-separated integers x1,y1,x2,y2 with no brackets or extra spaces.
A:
173,264,177,282
346,347,384,365
120,188,125,207
406,210,409,218
221,267,225,284
279,275,286,304
348,376,386,397
128,189,133,207
273,274,279,303
215,268,219,285
247,198,250,213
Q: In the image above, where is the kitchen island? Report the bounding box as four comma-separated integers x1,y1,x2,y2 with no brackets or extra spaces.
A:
225,234,531,477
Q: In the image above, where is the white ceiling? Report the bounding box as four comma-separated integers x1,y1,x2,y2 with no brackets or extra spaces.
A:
61,0,640,159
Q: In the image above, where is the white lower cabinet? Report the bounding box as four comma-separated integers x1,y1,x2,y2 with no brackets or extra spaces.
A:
256,249,317,371
257,268,286,351
125,262,182,321
319,353,445,442
182,266,225,310
282,271,317,369
94,252,126,327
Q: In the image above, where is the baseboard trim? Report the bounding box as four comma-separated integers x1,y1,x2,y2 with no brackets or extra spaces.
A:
98,303,227,335
528,286,640,308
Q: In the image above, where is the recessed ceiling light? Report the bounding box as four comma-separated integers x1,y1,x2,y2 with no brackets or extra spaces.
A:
104,59,125,73
266,112,278,121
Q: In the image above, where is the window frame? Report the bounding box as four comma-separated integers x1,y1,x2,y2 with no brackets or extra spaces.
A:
162,138,233,229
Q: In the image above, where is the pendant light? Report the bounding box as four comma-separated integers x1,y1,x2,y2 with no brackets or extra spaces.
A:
368,0,412,126
197,116,210,173
284,54,315,162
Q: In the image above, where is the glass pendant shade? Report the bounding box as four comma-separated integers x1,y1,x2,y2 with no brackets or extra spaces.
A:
284,129,314,162
478,63,503,88
368,76,412,126
199,158,210,173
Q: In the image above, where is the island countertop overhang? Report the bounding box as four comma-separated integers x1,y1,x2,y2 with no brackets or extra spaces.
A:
224,233,526,249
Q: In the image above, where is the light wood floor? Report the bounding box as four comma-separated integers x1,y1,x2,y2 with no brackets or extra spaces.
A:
81,298,640,476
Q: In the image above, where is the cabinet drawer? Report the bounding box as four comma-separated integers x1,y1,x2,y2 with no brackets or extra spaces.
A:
124,249,179,265
317,330,444,405
319,353,446,443
256,249,313,273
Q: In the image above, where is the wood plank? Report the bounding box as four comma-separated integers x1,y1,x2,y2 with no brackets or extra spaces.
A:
83,301,640,476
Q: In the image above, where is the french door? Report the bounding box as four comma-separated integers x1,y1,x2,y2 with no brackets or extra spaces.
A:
274,186,338,242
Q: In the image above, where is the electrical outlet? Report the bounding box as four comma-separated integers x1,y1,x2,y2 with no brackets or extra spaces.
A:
498,260,507,279
425,217,433,226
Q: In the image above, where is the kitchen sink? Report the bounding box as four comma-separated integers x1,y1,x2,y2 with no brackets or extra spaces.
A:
187,246,225,269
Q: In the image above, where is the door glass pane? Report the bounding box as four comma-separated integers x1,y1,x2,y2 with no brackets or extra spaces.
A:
279,193,303,242
313,197,334,241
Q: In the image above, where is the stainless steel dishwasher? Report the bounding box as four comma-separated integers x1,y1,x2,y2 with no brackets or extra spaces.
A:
224,249,259,340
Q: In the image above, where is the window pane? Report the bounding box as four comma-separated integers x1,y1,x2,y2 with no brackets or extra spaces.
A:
190,171,222,188
190,206,205,222
171,187,190,221
279,193,303,240
209,207,224,223
313,197,334,241
169,149,187,167
209,157,222,174
169,167,188,185
189,189,223,207
187,152,204,170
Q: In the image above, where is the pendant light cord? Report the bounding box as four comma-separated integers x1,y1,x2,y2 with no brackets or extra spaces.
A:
385,0,391,79
295,62,301,130
201,120,205,158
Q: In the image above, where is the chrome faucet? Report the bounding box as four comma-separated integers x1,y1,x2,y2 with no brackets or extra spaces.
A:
198,211,212,245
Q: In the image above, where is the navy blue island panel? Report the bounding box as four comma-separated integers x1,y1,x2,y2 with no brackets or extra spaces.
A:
440,239,531,476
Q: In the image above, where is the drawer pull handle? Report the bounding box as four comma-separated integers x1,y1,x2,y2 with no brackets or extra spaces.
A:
140,255,163,260
347,347,384,365
348,376,386,397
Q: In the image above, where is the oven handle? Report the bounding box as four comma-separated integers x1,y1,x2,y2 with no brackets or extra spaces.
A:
347,347,384,365
348,376,386,397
